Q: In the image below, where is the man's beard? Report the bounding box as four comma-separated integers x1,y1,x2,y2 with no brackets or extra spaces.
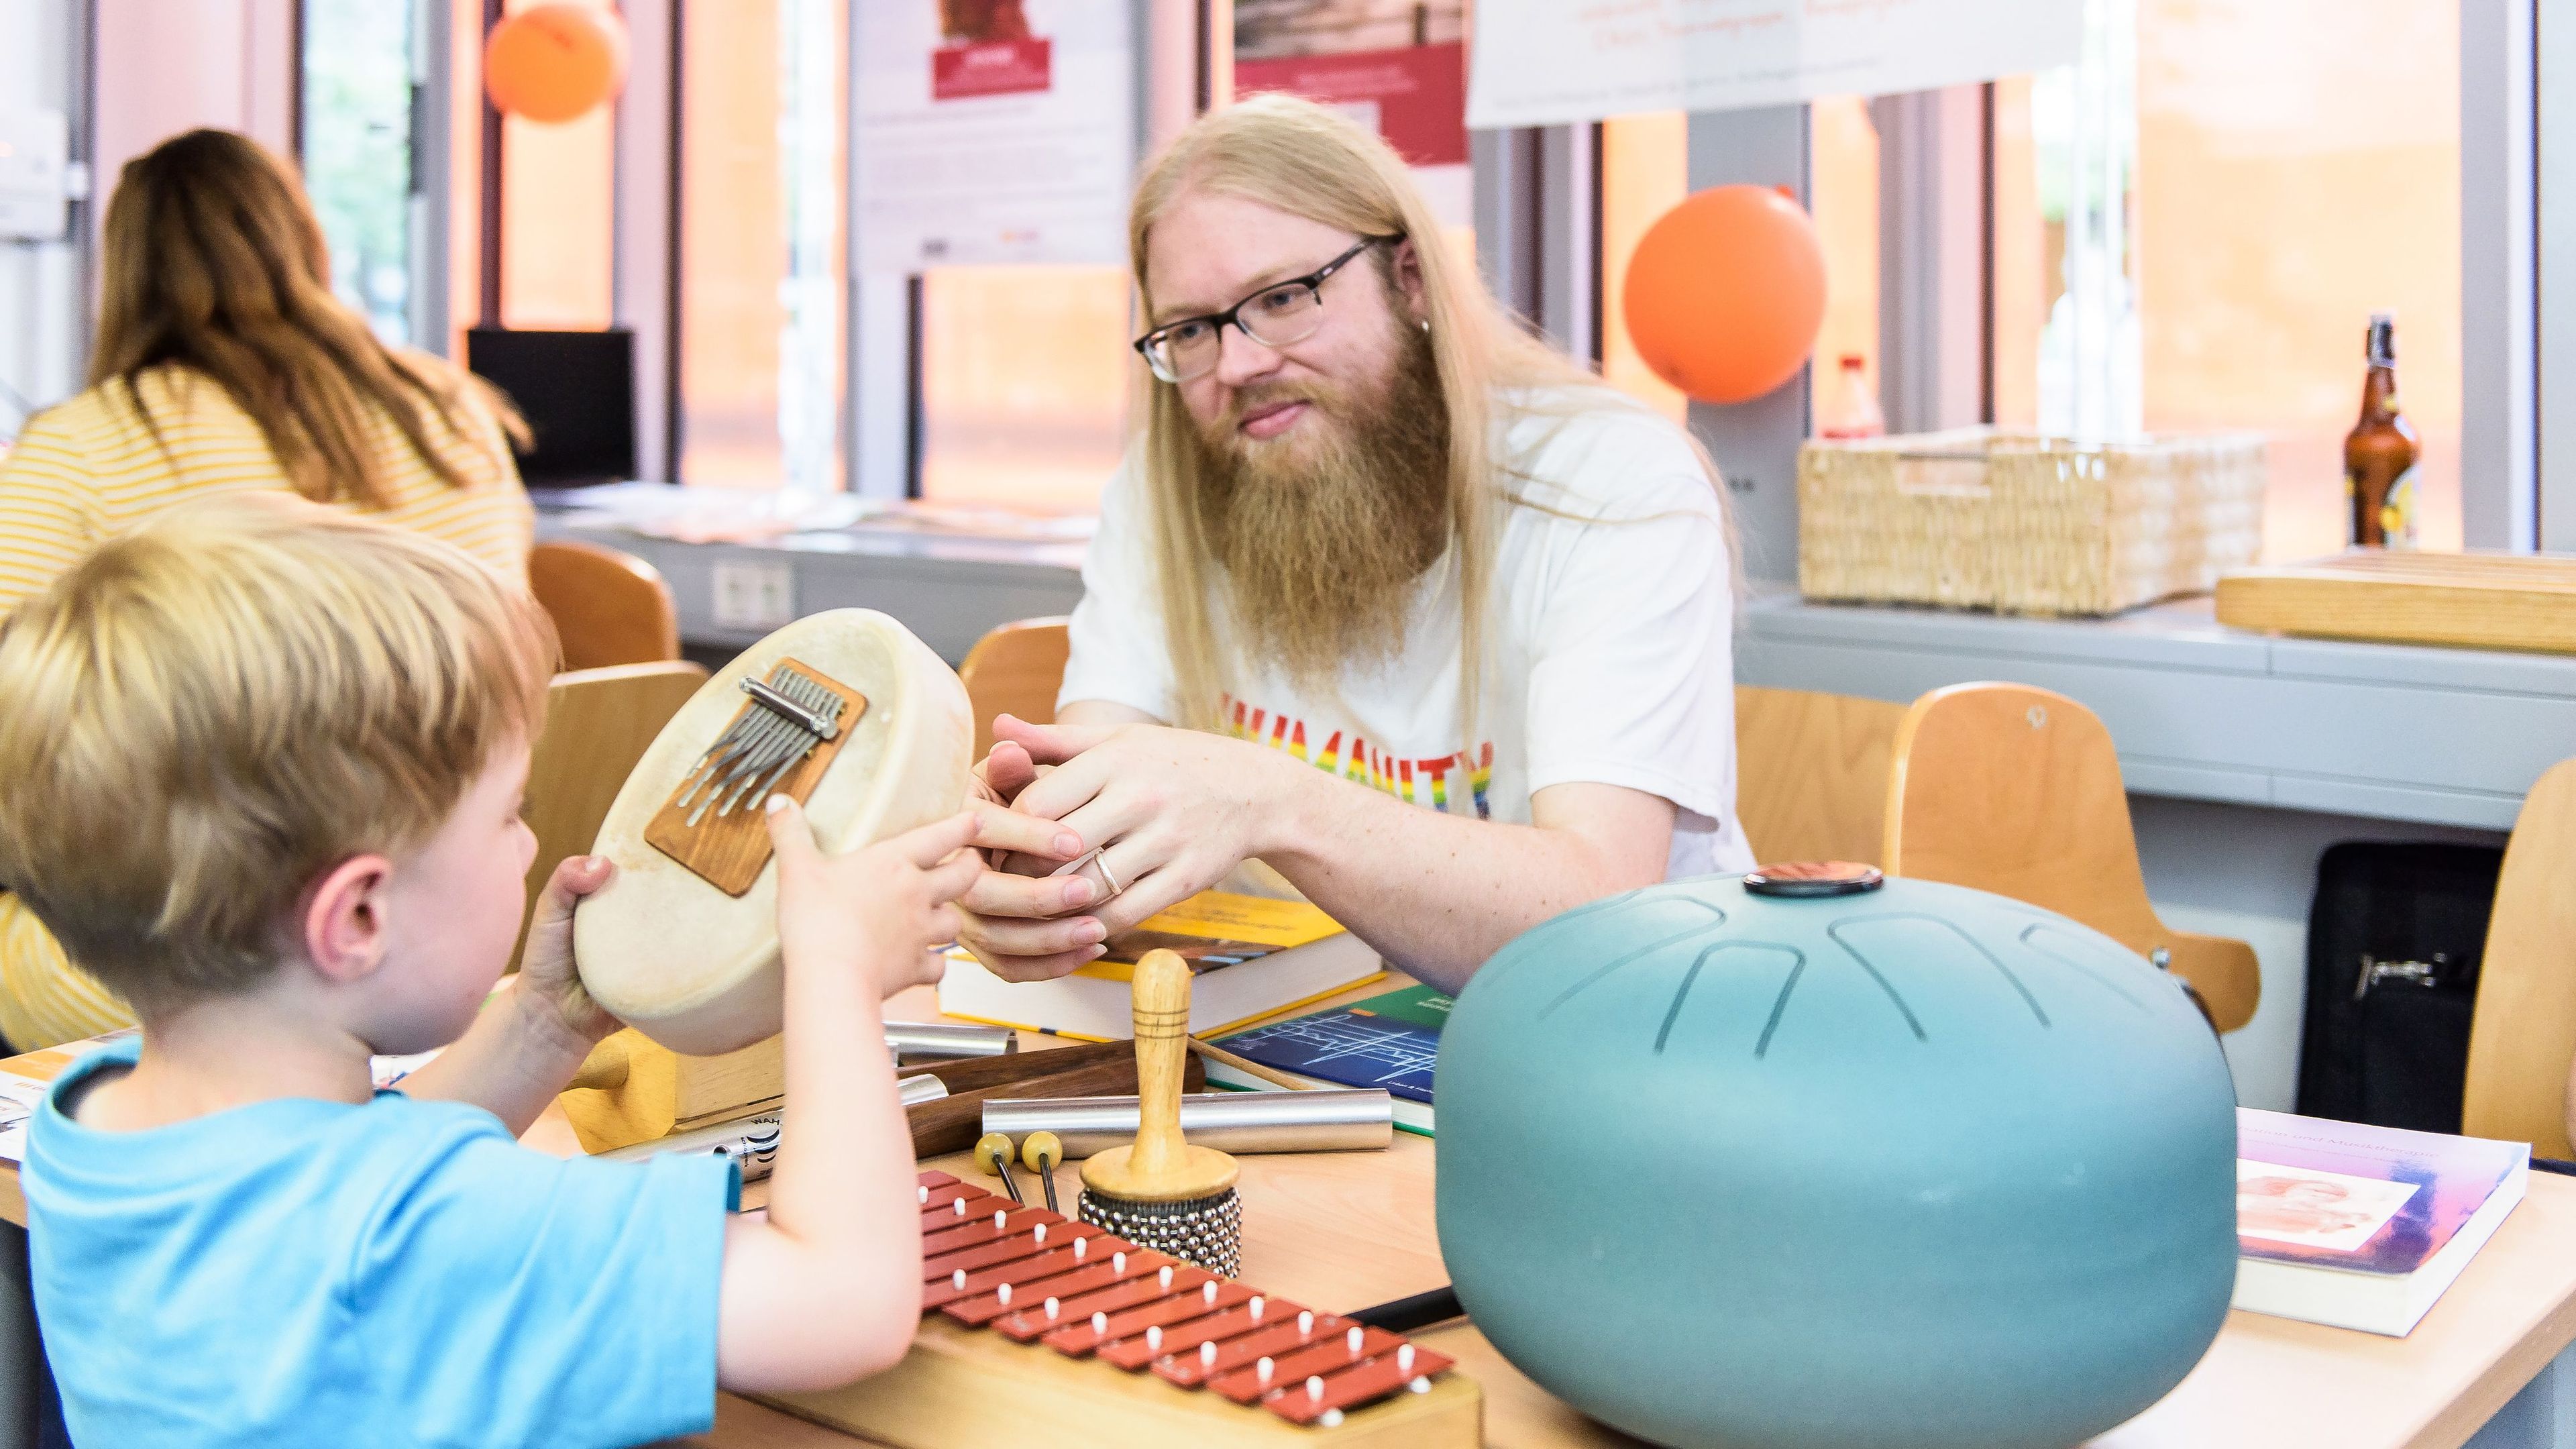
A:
1193,327,1450,690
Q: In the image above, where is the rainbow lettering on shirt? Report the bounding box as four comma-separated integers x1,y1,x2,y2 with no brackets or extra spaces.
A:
1220,695,1494,820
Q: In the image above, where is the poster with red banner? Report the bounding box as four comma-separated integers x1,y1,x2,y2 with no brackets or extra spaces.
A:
1234,1,1469,225
857,0,1132,268
931,38,1053,101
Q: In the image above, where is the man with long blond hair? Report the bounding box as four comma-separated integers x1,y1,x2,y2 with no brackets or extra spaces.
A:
959,96,1752,992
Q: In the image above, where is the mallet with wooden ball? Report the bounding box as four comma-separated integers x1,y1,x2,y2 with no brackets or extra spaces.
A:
973,1132,1023,1205
1020,1130,1065,1215
1077,949,1243,1277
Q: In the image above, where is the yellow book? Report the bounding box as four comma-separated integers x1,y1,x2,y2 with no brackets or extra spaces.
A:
937,890,1385,1040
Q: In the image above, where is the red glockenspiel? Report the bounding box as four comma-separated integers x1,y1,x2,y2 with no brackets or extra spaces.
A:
753,1169,1483,1447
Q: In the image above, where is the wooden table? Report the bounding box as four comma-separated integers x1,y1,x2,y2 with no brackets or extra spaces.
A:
9,989,2576,1449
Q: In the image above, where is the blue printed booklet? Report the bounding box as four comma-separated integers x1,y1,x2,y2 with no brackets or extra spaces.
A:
1207,985,1450,1136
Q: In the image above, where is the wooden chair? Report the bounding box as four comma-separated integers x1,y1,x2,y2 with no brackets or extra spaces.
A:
1733,685,1906,866
515,660,708,965
529,539,681,670
959,616,1071,757
2461,758,2576,1158
1881,682,2261,1033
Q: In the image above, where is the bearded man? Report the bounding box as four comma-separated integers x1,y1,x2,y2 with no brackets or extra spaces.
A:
959,95,1754,994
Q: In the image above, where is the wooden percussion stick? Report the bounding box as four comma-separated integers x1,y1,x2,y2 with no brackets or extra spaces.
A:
1185,1035,1312,1092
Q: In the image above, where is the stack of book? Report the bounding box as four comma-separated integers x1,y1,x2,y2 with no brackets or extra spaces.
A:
937,891,1383,1040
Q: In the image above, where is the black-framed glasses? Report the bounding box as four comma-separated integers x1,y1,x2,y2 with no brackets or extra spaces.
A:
1132,234,1403,384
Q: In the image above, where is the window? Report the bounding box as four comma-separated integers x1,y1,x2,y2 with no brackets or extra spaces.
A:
676,0,848,490
916,267,1132,511
1992,0,2463,557
1809,95,1880,434
1599,113,1686,420
300,0,417,344
496,0,614,331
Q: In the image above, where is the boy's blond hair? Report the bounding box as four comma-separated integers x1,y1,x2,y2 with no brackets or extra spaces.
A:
0,495,556,1015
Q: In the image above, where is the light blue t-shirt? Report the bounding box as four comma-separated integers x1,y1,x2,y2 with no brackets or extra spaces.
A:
25,1039,737,1449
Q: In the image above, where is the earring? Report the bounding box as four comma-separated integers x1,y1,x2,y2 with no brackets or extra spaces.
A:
1418,318,1432,335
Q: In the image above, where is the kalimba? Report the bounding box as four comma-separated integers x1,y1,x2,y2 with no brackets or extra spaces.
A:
573,608,971,1063
757,1166,1482,1447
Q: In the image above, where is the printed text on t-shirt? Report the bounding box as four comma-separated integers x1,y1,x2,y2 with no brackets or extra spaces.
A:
1222,696,1495,819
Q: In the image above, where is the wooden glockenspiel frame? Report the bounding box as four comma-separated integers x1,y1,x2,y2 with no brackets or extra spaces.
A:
758,1169,1482,1448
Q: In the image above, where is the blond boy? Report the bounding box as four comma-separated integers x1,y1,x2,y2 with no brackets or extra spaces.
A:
0,496,976,1447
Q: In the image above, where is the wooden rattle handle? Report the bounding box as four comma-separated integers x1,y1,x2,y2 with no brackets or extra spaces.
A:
1079,949,1235,1202
1126,949,1193,1184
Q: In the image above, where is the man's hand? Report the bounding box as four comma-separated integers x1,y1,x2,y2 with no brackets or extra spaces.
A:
955,714,1291,981
519,854,623,1051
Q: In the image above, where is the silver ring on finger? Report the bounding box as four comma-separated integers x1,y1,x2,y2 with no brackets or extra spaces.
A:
1052,845,1125,906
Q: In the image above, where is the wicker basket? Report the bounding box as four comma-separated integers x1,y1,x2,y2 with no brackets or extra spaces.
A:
1798,428,2266,616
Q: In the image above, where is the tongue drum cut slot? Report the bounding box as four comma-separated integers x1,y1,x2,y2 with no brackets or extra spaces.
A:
643,659,867,896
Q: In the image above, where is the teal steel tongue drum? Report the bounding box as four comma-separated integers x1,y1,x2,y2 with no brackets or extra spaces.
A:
1436,863,2239,1449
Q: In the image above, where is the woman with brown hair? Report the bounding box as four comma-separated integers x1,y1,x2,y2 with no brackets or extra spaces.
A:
0,127,535,1049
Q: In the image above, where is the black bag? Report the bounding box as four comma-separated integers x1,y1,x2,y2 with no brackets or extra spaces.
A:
2295,841,2506,1134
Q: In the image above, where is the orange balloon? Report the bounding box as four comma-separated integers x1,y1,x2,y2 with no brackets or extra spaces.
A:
1621,184,1828,405
484,5,629,124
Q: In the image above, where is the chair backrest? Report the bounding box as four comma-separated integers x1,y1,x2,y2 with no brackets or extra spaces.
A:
1733,685,1905,867
529,539,680,671
959,616,1071,758
517,660,708,965
2462,757,2576,1158
1882,682,2259,1032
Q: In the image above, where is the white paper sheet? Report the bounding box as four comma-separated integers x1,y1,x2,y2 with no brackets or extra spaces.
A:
1466,0,2084,129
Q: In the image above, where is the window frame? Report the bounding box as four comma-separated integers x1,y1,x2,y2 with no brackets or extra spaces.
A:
1951,0,2536,552
1652,5,2536,576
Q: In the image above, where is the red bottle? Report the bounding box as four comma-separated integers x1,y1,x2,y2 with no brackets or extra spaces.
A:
1819,354,1885,440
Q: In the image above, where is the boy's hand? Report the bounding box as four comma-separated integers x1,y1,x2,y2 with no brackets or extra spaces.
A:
519,854,622,1048
764,799,982,998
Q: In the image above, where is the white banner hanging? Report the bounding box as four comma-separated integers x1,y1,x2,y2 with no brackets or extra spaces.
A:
1466,1,2084,129
855,0,1134,270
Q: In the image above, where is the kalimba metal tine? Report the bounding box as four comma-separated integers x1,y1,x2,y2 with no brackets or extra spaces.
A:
688,709,795,826
790,669,841,716
743,675,841,741
677,686,789,806
719,691,831,817
672,720,756,810
710,669,844,818
724,735,812,817
777,669,829,714
679,665,852,825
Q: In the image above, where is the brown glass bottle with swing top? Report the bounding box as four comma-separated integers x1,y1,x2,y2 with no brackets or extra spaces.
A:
2345,313,2420,549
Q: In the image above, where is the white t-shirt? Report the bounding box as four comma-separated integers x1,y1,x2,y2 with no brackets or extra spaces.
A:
1060,387,1754,881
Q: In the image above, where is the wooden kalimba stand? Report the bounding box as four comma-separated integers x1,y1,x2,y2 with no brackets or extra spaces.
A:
757,1168,1482,1447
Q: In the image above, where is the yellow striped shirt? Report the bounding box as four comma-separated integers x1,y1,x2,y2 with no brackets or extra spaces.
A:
0,358,534,1049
